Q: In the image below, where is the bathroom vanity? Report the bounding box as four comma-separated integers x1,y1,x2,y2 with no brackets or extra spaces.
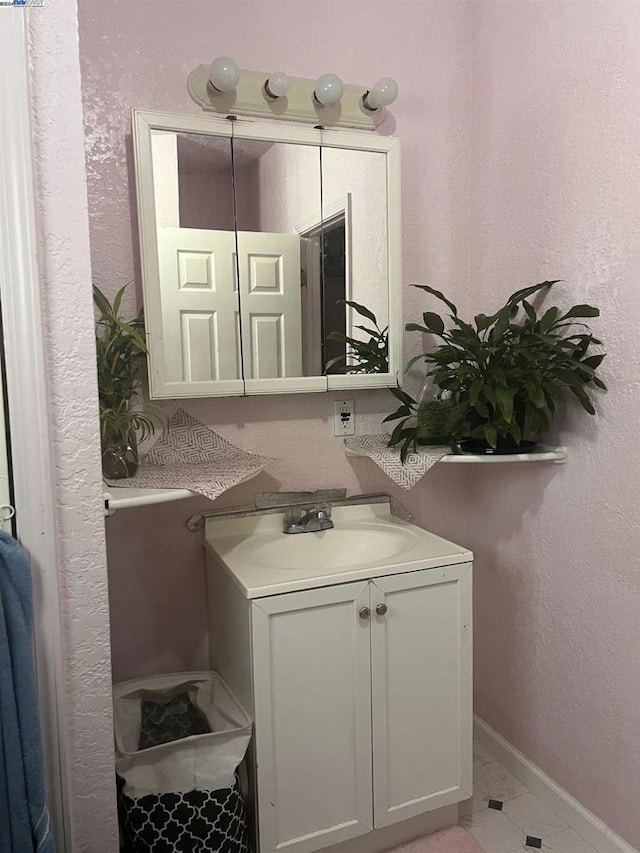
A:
204,501,473,853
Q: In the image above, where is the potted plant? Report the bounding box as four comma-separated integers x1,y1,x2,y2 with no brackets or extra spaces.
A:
94,284,161,479
325,301,389,374
385,280,606,460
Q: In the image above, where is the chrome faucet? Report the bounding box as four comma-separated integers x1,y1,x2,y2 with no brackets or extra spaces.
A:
283,505,334,535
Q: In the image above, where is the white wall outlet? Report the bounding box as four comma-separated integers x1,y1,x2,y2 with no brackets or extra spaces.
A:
333,400,355,436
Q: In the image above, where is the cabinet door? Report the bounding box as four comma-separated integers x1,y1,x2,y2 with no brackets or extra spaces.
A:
252,581,373,853
370,563,473,827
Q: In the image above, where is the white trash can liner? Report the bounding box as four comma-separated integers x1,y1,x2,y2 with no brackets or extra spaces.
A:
114,671,252,799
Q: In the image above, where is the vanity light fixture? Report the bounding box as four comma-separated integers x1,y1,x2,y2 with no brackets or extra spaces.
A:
264,72,291,99
188,63,396,129
209,55,240,93
314,73,344,107
363,77,399,111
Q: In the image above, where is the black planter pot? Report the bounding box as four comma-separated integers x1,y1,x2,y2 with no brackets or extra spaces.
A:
460,401,537,455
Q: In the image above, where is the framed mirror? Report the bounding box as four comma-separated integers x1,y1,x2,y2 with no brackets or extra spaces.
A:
132,110,402,397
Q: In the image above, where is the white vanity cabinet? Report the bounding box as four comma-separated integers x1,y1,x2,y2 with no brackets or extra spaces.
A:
204,506,473,853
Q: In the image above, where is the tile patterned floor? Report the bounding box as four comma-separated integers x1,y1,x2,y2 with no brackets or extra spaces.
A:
464,739,599,853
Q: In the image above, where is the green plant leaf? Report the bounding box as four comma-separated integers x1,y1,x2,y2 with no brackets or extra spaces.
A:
474,399,489,418
387,421,410,447
93,285,113,318
482,384,497,406
489,306,511,341
382,405,412,423
580,353,606,370
116,320,147,353
327,331,350,343
400,434,418,464
324,355,347,371
555,368,588,389
569,385,596,415
496,386,514,422
523,379,546,409
469,378,483,406
405,323,431,334
507,418,522,444
389,386,416,408
560,304,600,321
539,306,559,332
344,300,377,324
411,284,458,316
507,280,559,306
483,423,498,449
493,367,507,388
112,284,128,320
474,313,495,332
354,325,383,338
422,312,445,335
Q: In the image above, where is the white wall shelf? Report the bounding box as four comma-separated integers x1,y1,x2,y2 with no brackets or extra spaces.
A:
344,440,567,468
440,445,567,464
104,486,199,515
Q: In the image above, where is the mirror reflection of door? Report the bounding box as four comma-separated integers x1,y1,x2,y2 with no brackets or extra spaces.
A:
151,131,242,383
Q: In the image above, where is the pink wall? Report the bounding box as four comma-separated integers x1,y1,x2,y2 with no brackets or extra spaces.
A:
78,0,475,683
467,2,640,847
76,0,639,847
28,0,118,847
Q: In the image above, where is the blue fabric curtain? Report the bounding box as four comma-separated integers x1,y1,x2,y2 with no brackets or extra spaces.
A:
0,531,55,852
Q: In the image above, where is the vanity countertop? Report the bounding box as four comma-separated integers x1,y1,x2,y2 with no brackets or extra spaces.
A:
204,503,472,598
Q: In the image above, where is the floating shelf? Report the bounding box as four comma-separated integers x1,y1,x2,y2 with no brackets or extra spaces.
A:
440,445,567,464
104,445,567,514
343,441,567,467
104,486,199,515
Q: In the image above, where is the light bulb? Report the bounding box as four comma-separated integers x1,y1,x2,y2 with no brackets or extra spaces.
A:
363,76,398,110
265,72,291,99
314,73,344,107
209,56,240,93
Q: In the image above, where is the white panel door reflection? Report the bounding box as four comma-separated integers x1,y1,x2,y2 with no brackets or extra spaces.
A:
158,227,302,383
237,231,302,380
158,227,241,382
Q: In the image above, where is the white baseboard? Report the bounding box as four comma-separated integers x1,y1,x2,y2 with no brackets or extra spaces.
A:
474,716,638,853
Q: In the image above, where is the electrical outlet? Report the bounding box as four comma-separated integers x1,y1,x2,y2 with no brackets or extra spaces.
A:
333,400,355,436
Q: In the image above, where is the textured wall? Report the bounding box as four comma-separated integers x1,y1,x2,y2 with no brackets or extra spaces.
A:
468,2,640,847
27,0,119,848
77,0,475,681
75,0,639,845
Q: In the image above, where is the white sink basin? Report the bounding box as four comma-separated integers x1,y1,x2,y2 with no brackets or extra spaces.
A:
204,503,473,598
233,524,418,571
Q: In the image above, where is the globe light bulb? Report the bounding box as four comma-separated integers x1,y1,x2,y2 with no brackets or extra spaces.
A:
209,56,240,93
364,77,399,110
265,72,291,99
314,73,344,107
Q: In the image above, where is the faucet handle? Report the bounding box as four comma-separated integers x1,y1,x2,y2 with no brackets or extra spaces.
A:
282,502,333,534
314,503,332,519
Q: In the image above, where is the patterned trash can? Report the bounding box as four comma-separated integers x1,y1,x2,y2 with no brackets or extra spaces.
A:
114,671,252,853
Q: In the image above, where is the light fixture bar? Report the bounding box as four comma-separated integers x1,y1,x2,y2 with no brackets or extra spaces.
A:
187,65,390,130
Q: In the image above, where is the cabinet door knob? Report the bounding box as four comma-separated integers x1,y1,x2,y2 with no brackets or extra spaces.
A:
359,606,370,620
376,603,388,616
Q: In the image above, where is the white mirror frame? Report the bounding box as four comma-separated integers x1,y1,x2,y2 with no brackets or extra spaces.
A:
132,109,402,398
